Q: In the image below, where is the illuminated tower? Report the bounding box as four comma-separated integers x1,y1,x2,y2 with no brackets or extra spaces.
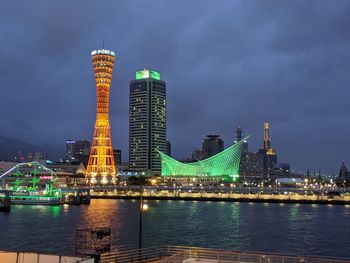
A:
86,49,117,185
263,122,275,155
263,122,277,156
258,122,277,175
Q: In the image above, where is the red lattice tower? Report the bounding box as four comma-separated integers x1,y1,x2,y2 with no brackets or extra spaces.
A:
86,49,117,185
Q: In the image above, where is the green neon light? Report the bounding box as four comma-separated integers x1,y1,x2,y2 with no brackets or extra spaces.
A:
9,195,61,199
136,69,160,80
0,194,61,199
51,206,61,216
1,161,62,197
157,136,249,182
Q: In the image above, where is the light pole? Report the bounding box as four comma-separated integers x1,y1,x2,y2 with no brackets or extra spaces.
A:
139,184,149,250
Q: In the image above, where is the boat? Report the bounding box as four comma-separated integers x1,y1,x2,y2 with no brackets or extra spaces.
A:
10,195,61,205
0,162,62,205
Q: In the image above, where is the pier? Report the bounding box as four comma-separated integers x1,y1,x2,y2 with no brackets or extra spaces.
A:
0,190,11,212
62,188,91,205
90,186,350,205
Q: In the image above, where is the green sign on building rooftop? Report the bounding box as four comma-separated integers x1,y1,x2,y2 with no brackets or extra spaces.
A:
136,69,161,80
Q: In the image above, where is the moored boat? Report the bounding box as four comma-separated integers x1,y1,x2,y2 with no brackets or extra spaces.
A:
10,194,61,205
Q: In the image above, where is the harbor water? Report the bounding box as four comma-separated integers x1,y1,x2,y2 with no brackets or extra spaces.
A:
0,199,349,258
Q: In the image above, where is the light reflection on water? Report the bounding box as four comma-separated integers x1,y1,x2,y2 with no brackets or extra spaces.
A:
0,199,349,258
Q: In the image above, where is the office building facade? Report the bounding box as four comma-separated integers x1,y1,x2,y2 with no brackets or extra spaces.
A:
113,149,122,166
258,122,278,175
129,69,167,176
65,140,90,162
235,127,264,182
202,135,224,159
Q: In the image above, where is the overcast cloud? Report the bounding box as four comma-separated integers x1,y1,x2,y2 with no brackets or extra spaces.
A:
0,0,349,173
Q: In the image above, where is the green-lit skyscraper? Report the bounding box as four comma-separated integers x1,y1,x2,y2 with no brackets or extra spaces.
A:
129,69,167,176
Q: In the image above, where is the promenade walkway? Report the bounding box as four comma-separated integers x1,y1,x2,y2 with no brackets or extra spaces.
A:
91,188,350,205
100,245,350,263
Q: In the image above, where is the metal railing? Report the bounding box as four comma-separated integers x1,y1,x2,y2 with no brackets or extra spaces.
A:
100,245,350,263
0,251,87,263
100,246,166,263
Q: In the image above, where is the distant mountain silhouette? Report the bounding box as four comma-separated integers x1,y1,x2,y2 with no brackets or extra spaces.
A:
0,136,47,162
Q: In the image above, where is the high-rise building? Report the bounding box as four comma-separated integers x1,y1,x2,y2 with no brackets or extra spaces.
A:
65,140,90,162
86,49,117,185
192,149,203,161
258,122,277,177
339,161,349,185
113,149,122,166
234,127,248,152
27,152,45,163
235,127,263,182
129,69,167,176
263,122,275,155
202,135,224,159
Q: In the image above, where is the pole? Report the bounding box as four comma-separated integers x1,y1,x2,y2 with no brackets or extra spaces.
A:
138,184,143,250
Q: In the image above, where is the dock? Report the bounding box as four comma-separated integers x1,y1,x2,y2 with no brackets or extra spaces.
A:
0,190,11,212
90,188,350,205
61,188,91,205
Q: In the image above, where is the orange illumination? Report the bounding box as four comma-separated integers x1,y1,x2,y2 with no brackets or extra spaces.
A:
86,49,117,185
264,122,276,156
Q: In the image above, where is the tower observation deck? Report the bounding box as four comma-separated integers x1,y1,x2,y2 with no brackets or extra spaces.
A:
86,49,117,185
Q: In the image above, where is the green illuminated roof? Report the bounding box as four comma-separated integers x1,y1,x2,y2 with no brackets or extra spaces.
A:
157,136,249,182
136,69,160,80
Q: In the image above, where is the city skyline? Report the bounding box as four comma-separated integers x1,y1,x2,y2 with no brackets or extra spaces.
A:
1,1,350,174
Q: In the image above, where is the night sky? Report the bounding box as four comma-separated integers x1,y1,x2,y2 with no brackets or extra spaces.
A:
1,1,349,173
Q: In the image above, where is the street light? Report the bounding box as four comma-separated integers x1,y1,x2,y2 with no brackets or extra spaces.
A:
139,184,149,250
142,203,149,211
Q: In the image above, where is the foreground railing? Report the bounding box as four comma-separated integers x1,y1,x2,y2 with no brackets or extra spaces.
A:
100,245,350,263
100,246,166,263
0,251,88,263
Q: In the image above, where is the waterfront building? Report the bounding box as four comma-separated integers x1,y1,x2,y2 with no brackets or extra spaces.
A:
47,161,86,188
235,127,264,182
65,140,90,162
129,69,167,176
273,163,290,174
276,177,304,188
338,161,350,186
258,122,278,178
86,49,117,185
234,127,248,152
0,161,17,176
118,162,130,171
202,135,224,159
158,137,247,182
27,152,45,162
113,149,122,166
240,151,264,182
192,149,203,161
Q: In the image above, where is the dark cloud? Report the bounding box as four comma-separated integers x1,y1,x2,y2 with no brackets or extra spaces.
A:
0,0,349,173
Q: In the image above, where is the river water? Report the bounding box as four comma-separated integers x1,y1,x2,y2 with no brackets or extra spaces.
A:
0,199,349,258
